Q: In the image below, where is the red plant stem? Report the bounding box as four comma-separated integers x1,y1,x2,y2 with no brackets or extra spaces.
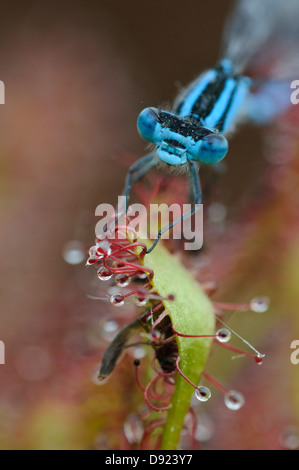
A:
151,310,168,331
156,335,176,345
134,361,168,401
104,256,152,278
202,371,228,395
216,339,256,358
122,285,151,300
175,357,197,390
110,242,147,257
213,301,250,311
151,373,174,400
151,302,163,314
140,418,166,450
172,325,218,339
144,375,172,412
110,255,153,278
103,263,138,274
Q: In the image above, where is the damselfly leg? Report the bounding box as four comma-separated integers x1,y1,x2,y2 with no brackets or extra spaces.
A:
122,151,156,212
146,160,202,254
104,152,156,234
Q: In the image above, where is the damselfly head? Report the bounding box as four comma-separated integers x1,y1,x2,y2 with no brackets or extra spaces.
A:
137,107,228,166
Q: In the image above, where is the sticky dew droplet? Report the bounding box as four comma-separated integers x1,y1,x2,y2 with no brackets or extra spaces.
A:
110,294,125,307
97,267,113,281
250,296,270,313
255,353,265,365
224,390,245,410
216,328,231,343
115,274,130,287
195,386,211,402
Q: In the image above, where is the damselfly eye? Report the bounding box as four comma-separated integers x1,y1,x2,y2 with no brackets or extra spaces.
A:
137,107,159,142
198,133,228,164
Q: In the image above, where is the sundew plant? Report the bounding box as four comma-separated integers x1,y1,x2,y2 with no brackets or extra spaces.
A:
80,0,299,451
87,203,269,449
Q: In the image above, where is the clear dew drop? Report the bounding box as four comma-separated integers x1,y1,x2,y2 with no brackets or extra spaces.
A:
255,353,265,365
110,293,125,307
195,386,211,402
90,240,112,260
135,297,148,306
216,328,231,343
88,245,98,258
97,267,113,281
137,272,148,280
115,274,130,287
86,257,97,266
224,390,245,410
250,296,270,313
62,240,85,265
96,247,109,260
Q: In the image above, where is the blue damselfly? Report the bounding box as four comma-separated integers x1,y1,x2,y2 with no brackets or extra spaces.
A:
122,0,299,252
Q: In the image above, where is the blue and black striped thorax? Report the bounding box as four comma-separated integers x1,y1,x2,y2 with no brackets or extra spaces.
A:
173,59,250,132
137,60,251,166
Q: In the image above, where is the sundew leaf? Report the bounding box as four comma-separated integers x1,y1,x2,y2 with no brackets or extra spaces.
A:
142,244,215,450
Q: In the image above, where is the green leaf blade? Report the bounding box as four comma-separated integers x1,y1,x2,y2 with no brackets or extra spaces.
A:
143,245,215,449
